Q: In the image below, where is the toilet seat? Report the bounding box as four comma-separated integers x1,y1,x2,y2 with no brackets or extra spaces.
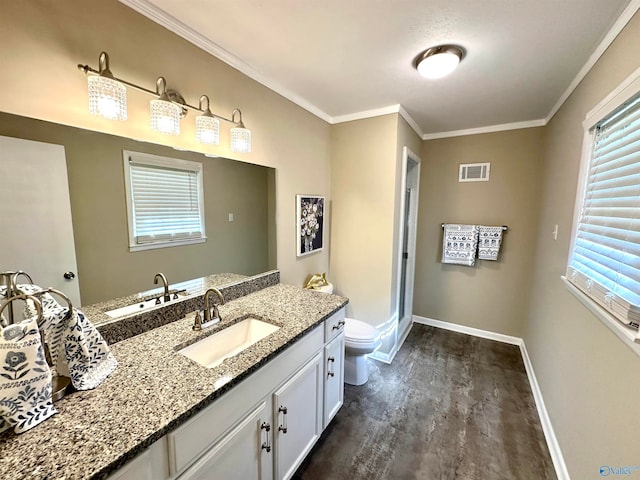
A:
344,318,381,352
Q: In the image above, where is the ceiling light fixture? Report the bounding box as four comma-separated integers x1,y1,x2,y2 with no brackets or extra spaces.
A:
415,45,465,79
78,51,251,151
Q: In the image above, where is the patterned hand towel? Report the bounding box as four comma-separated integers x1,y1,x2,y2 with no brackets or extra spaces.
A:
43,307,117,391
478,226,504,261
442,224,479,266
5,284,118,391
0,317,57,433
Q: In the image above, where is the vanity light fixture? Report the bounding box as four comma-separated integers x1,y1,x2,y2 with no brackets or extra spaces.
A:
150,77,181,136
230,109,252,153
78,51,251,151
196,95,220,145
87,52,127,120
415,45,465,79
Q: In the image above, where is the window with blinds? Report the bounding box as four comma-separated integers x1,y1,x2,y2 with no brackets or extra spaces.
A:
123,151,206,251
566,92,640,329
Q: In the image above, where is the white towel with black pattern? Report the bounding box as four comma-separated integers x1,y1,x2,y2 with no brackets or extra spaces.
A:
442,224,479,266
478,225,504,261
2,284,117,391
43,307,118,391
0,317,57,433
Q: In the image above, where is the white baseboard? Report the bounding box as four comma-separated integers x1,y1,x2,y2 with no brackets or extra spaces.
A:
519,341,571,480
413,315,521,345
412,315,570,480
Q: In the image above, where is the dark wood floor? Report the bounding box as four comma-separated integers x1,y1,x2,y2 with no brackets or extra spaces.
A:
293,324,556,480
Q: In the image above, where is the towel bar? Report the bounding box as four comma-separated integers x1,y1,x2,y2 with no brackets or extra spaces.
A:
441,223,508,230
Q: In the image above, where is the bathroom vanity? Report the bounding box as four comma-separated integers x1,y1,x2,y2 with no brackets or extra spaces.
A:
0,273,347,480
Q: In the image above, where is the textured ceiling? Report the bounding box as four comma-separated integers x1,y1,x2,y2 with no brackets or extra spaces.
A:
125,0,632,136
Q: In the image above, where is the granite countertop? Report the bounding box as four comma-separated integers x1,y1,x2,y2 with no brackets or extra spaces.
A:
0,283,348,480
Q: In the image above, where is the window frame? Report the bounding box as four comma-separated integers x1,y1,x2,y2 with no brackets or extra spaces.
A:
123,150,206,252
565,65,640,354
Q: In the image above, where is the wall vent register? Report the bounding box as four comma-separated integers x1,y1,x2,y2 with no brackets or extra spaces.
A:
459,162,490,182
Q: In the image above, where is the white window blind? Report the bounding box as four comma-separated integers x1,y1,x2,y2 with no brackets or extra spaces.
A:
124,152,205,250
567,93,640,329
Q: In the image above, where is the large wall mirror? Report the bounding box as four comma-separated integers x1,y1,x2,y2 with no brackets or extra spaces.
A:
0,111,276,306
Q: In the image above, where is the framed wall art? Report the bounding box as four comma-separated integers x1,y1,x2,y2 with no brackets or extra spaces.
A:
296,195,325,256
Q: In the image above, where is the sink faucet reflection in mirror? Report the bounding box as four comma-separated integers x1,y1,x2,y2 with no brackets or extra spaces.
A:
153,272,170,303
193,288,225,331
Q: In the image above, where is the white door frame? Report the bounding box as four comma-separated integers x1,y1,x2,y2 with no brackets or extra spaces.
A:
395,146,421,345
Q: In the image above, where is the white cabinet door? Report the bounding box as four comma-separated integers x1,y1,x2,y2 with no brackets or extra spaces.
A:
324,332,345,428
106,439,169,480
178,402,273,480
273,352,323,480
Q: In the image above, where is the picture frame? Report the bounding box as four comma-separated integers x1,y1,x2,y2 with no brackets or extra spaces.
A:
296,195,325,256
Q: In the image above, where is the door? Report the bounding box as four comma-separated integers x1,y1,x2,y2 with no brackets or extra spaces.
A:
273,353,323,480
0,136,80,306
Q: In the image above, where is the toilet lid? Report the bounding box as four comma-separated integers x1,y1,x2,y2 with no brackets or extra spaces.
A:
344,318,380,342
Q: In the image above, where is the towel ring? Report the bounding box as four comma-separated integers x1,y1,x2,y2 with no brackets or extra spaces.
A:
0,294,43,327
10,271,34,291
29,288,74,316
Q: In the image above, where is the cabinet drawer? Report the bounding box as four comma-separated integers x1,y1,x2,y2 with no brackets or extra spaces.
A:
323,308,345,342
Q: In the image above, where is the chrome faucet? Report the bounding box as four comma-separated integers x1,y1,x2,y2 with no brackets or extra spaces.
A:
153,273,171,302
204,288,225,323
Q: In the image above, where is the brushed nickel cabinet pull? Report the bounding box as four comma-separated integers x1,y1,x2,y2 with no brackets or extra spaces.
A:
261,422,271,452
327,356,335,377
332,319,346,330
278,406,288,434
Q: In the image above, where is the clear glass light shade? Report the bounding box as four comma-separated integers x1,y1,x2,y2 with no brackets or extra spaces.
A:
150,99,181,135
88,75,127,120
417,52,461,79
196,115,220,145
230,127,252,153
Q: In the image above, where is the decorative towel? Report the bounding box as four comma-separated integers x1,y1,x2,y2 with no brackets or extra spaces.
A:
0,317,57,433
42,307,117,391
478,226,504,261
442,224,479,266
3,284,117,391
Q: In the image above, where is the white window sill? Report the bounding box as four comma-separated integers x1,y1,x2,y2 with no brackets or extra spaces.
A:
561,276,640,358
129,237,206,252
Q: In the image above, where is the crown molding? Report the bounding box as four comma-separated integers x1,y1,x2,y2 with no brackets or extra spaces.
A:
330,105,401,124
118,0,333,123
422,119,546,140
546,0,640,123
398,106,424,138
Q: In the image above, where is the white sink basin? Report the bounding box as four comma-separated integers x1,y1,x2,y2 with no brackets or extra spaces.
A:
179,318,280,369
105,295,185,318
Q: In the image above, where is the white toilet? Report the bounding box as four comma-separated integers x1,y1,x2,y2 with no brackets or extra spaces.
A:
344,318,382,386
310,281,381,386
